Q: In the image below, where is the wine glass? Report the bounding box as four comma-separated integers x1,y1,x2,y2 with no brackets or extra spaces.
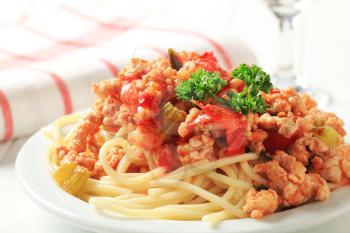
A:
264,0,331,106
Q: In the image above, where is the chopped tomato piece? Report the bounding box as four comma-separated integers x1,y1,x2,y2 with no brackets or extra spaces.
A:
263,130,297,154
199,51,217,62
120,83,138,111
196,52,218,72
138,92,161,113
226,128,247,155
193,103,247,156
137,119,158,128
201,104,243,130
188,113,212,128
120,74,141,82
126,164,143,173
132,124,163,150
158,146,182,171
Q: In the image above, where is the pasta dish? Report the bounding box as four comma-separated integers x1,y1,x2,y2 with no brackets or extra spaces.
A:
45,49,350,226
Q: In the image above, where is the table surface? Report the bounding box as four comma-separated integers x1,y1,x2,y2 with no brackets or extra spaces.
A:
1,0,350,232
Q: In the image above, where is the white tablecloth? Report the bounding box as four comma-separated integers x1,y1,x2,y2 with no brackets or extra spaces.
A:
1,0,350,232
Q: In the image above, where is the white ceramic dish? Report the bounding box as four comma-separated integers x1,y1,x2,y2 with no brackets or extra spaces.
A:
16,126,350,233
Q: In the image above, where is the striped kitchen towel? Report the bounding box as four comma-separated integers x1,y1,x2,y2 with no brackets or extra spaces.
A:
0,4,255,142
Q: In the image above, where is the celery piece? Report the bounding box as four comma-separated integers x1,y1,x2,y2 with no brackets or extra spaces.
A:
160,102,186,139
53,163,76,186
62,167,90,196
168,48,182,71
316,127,343,148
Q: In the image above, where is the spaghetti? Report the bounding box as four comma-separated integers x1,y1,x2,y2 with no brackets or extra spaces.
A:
46,112,261,225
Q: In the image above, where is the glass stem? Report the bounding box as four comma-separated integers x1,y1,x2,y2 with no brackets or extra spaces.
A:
274,15,298,88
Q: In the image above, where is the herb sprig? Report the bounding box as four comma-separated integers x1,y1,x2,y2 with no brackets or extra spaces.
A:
220,64,272,114
175,64,273,115
176,69,226,101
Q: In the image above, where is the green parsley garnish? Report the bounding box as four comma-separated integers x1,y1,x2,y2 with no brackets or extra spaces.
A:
231,64,272,94
175,64,273,115
220,64,272,114
176,69,227,101
220,89,268,115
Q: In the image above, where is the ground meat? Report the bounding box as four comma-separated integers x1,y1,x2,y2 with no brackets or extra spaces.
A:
86,135,101,156
178,107,226,139
91,78,121,100
174,101,193,113
294,111,319,134
247,129,268,153
102,101,133,132
254,151,329,207
196,122,225,138
118,58,149,80
178,108,201,137
259,89,333,141
264,88,311,117
289,136,329,166
246,113,259,132
311,156,323,170
300,93,317,110
93,145,126,178
176,51,229,81
245,113,268,153
269,98,291,115
258,107,345,148
178,107,201,137
243,188,279,218
177,132,215,164
312,144,350,183
133,59,176,122
229,78,246,93
259,89,346,149
58,144,126,178
57,146,96,171
176,51,201,64
163,67,177,97
68,104,103,153
177,61,197,81
258,112,283,131
128,124,163,151
258,112,298,138
320,112,346,137
288,93,308,117
101,96,122,132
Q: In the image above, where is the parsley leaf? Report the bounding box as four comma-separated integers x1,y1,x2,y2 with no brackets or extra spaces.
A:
176,69,227,101
175,64,273,115
231,64,272,93
221,64,272,114
219,90,268,115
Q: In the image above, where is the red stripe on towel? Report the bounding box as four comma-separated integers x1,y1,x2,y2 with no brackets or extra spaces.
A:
41,70,73,114
0,19,137,70
99,59,119,76
0,90,13,142
19,24,89,47
0,48,39,62
31,69,73,114
0,47,73,115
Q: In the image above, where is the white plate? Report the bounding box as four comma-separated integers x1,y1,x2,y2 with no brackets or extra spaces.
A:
16,127,350,233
